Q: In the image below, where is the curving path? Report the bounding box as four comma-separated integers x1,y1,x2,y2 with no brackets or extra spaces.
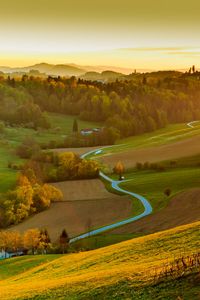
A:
69,149,152,243
187,121,200,128
70,120,199,243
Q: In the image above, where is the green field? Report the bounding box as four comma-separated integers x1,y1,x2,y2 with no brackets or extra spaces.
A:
0,255,60,280
71,233,141,250
119,167,200,212
0,222,199,299
0,146,22,193
0,113,102,193
0,118,199,194
89,121,200,158
48,113,102,136
101,154,200,217
3,113,102,146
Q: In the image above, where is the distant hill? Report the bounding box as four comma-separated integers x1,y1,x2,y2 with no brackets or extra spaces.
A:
69,63,139,74
0,62,192,79
0,62,138,77
0,63,86,77
81,70,125,81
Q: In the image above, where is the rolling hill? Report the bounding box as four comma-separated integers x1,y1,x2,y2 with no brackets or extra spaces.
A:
0,63,86,77
0,221,199,299
81,70,125,81
9,179,132,241
0,62,135,77
109,188,200,235
100,134,200,169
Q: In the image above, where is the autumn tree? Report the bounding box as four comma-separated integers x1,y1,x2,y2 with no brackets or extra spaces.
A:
3,179,34,225
77,159,99,179
56,152,80,180
113,161,125,180
9,231,22,254
39,229,51,254
32,183,63,212
0,231,11,258
23,229,41,254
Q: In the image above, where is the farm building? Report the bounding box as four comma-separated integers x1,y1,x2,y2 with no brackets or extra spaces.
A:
80,128,102,136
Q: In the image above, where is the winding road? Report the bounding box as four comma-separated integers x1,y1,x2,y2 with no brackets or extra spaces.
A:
69,120,199,243
187,121,199,128
69,149,152,243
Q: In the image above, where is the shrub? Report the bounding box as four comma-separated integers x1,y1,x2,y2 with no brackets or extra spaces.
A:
164,188,171,197
143,161,150,169
136,162,143,170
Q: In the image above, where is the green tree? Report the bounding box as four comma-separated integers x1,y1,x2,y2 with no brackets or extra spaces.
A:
59,229,69,254
72,119,78,133
0,121,5,134
164,188,171,197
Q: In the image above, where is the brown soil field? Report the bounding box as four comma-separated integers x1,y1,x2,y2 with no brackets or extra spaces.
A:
101,135,200,169
109,188,200,235
10,196,132,241
51,179,113,201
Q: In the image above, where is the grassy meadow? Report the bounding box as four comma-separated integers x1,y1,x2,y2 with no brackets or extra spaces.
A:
0,221,199,299
0,113,102,193
0,118,199,194
89,121,200,158
120,167,200,212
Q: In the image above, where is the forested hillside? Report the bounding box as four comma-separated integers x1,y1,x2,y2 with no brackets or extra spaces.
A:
0,78,50,129
0,72,200,137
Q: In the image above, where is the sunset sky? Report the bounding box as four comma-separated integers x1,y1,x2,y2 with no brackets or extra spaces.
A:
1,0,200,69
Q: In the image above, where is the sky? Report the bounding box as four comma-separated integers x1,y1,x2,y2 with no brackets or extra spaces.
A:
1,0,200,70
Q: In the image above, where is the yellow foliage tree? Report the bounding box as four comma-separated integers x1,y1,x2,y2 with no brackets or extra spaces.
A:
33,183,63,211
9,231,22,253
23,229,41,255
113,161,125,180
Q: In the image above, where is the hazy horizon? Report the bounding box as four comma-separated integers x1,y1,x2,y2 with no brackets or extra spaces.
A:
1,0,200,69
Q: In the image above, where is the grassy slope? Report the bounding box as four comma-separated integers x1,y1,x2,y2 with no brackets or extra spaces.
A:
105,154,200,214
0,222,199,299
120,167,200,212
4,113,102,146
0,113,102,193
0,146,21,193
89,121,200,158
1,119,199,193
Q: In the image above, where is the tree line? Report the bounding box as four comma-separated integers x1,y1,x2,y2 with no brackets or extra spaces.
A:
1,150,100,227
0,79,50,129
0,172,63,227
1,72,200,138
0,228,70,257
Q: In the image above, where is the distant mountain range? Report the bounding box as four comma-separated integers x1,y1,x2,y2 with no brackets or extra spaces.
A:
0,63,86,77
0,62,195,81
0,62,153,78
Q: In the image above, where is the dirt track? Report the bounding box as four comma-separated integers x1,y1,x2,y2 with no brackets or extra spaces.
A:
101,135,200,168
109,189,200,235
